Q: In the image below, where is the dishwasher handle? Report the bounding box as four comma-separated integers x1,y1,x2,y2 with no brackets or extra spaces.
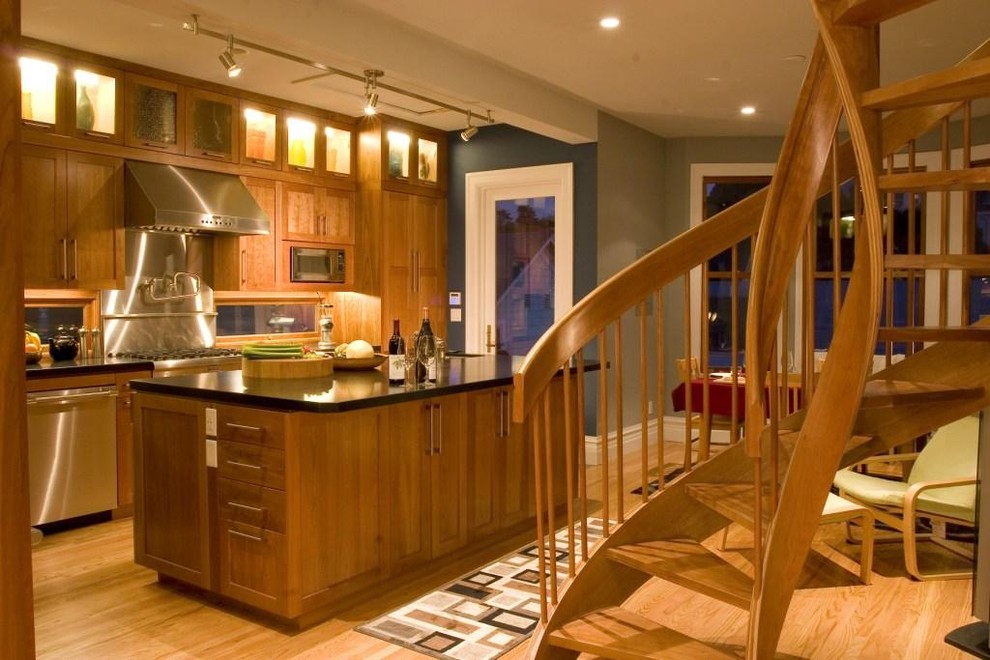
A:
26,386,118,406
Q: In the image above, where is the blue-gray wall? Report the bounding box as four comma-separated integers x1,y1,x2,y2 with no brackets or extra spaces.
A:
446,123,598,351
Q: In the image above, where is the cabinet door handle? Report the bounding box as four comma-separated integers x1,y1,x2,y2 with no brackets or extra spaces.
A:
436,403,443,455
425,403,435,455
60,238,68,280
141,141,170,149
228,529,264,543
199,150,227,159
225,422,263,433
23,119,53,129
83,130,112,140
228,501,264,513
240,250,247,285
225,459,262,471
497,391,503,438
70,239,78,280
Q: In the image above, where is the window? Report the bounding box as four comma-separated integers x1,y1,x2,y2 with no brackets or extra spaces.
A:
703,176,767,368
812,178,925,354
967,158,990,323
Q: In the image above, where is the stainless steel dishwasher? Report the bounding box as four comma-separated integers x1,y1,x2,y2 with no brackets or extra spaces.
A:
26,385,118,526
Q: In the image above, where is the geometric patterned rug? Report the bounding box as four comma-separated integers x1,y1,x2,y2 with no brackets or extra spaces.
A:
357,519,604,660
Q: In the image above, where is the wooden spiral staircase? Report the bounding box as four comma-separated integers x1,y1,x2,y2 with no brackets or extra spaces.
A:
512,2,990,658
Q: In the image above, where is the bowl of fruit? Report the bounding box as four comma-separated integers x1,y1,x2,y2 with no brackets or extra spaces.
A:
25,328,42,364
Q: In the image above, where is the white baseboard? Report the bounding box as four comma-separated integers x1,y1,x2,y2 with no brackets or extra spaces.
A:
583,415,731,466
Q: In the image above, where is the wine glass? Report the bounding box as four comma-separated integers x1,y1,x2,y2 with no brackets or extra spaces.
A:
404,332,419,386
416,333,437,384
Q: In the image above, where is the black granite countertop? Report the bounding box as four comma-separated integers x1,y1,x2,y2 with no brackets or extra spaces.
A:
130,355,525,412
26,357,155,380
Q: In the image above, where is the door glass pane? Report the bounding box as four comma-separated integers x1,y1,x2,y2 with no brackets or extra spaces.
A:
74,69,115,134
418,138,437,183
495,197,555,355
387,130,410,178
20,56,58,125
244,108,277,162
286,117,316,169
325,127,351,175
190,96,233,155
132,83,177,144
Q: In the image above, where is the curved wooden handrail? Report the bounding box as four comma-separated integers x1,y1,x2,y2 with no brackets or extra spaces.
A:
748,4,887,657
512,189,767,422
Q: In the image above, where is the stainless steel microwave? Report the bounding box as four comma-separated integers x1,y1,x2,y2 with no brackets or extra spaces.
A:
289,246,346,283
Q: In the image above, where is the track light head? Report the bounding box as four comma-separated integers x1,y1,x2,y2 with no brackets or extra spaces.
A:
220,34,241,78
363,69,383,116
219,50,241,78
460,126,478,142
363,92,379,116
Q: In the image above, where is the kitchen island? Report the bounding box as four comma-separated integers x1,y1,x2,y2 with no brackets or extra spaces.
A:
129,355,576,627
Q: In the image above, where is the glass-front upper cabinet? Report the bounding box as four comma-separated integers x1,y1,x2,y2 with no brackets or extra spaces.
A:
324,125,352,178
284,115,317,172
381,123,445,193
71,64,122,143
19,54,61,132
185,88,238,163
124,73,184,154
241,102,281,170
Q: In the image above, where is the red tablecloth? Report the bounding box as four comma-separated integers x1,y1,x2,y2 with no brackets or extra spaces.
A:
671,377,802,419
671,378,747,419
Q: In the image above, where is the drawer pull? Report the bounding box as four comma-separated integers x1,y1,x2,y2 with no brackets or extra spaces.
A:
228,529,264,542
225,422,263,433
227,501,264,513
225,460,262,471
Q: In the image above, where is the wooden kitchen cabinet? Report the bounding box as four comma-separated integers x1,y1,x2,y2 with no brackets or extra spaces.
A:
382,191,446,343
466,386,533,537
113,368,152,516
21,144,123,289
280,182,355,245
214,177,278,291
133,393,212,589
185,87,239,163
124,73,184,155
387,393,466,570
70,61,123,144
379,121,446,194
241,102,282,170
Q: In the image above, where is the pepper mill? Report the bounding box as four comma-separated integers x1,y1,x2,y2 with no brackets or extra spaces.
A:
317,304,335,351
78,327,90,359
90,327,103,359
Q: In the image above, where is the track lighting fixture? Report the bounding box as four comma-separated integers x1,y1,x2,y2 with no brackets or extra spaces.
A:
185,16,493,127
460,110,478,142
219,34,241,78
363,69,382,116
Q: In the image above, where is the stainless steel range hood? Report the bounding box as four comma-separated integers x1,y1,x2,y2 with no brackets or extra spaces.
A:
125,161,270,235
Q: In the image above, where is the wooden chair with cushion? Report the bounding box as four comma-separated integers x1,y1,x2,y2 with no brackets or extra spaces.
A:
833,414,979,581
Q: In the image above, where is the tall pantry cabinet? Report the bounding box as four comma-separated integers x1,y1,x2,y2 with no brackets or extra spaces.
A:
356,117,447,346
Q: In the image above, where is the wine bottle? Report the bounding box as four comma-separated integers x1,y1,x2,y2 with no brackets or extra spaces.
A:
417,307,437,382
387,319,405,385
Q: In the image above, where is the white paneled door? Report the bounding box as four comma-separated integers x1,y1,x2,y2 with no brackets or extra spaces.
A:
465,164,573,356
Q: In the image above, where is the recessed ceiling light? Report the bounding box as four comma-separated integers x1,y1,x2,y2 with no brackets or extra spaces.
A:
704,77,722,83
600,16,620,29
740,106,756,116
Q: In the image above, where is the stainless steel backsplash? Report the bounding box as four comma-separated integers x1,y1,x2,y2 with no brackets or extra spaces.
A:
101,230,218,353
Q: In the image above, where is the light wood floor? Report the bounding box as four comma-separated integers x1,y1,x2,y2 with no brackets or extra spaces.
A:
32,440,978,659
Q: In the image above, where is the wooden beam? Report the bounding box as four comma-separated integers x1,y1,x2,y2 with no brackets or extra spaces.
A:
0,0,36,656
885,253,990,270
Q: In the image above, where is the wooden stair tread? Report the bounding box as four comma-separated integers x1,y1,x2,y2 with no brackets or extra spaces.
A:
878,166,990,192
878,326,990,342
886,253,990,270
606,540,752,609
862,58,990,110
684,484,768,531
832,0,936,26
548,606,738,659
860,379,984,408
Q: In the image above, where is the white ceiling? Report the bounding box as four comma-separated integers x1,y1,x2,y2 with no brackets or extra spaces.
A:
21,0,990,144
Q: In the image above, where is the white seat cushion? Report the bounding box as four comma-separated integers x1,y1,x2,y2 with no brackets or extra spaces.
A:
833,468,975,523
